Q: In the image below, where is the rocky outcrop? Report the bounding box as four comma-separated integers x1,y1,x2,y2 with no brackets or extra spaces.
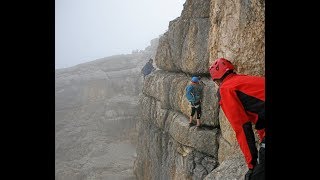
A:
134,94,219,180
134,0,265,179
55,39,158,179
155,0,211,75
209,0,265,76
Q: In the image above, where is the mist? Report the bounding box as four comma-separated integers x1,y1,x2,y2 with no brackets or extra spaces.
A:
55,0,185,69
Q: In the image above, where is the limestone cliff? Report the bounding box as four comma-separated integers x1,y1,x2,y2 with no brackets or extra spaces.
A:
134,0,265,179
55,39,158,179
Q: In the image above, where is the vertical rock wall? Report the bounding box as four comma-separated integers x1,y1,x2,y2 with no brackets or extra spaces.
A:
134,0,265,179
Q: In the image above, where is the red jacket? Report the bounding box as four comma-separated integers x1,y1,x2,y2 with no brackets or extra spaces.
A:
217,73,265,169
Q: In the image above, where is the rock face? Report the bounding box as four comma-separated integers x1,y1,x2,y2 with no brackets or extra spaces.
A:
141,70,220,127
134,94,219,180
208,0,265,76
55,39,158,179
155,0,211,75
134,0,265,179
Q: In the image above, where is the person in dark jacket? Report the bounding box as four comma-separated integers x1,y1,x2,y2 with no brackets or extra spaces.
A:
141,58,155,79
209,58,265,180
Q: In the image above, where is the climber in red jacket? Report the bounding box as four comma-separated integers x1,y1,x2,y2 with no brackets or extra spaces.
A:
209,58,265,180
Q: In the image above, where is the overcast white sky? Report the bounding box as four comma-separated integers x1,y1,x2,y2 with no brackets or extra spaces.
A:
55,0,185,69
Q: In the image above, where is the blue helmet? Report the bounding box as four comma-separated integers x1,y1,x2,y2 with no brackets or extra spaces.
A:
191,77,199,83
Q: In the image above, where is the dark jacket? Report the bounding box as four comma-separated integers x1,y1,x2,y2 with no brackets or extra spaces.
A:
141,62,155,77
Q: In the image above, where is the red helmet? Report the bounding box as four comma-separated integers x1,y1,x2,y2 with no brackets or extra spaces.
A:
209,58,235,80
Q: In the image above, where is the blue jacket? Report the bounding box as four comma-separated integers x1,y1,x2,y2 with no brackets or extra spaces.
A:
186,83,203,103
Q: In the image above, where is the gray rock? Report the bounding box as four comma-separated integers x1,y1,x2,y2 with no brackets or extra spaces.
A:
135,0,265,179
208,0,265,76
55,39,159,180
155,0,211,74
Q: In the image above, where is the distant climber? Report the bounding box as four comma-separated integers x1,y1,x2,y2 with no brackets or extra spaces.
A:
141,58,156,79
185,76,204,128
209,58,265,180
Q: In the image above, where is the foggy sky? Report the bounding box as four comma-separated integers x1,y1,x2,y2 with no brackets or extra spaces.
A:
55,0,185,69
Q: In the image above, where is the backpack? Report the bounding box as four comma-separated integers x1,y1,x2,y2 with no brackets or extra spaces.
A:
186,84,201,103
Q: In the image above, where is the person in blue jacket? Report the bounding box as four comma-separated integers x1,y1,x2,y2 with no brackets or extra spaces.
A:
186,76,204,128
